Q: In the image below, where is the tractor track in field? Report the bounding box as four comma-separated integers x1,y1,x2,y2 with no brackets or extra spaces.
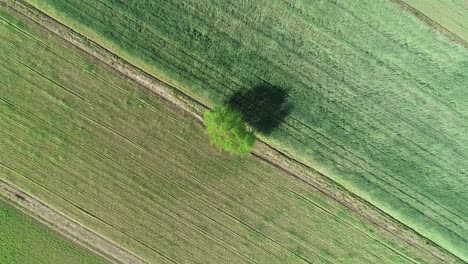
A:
0,0,463,263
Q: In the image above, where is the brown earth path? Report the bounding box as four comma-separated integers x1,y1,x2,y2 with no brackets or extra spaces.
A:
0,178,147,264
0,0,463,263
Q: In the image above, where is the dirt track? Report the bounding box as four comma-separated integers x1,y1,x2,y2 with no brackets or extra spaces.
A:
0,0,463,263
0,178,146,264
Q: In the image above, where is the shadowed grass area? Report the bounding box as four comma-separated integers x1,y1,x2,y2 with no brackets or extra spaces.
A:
227,84,292,135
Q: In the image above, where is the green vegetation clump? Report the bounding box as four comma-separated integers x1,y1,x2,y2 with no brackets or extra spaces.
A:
204,106,255,156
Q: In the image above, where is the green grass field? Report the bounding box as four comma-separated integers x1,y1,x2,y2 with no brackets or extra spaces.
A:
21,0,468,260
400,0,468,43
0,6,454,263
0,197,106,264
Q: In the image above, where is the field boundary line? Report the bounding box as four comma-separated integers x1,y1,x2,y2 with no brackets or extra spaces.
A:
2,0,463,263
0,177,147,264
391,0,468,49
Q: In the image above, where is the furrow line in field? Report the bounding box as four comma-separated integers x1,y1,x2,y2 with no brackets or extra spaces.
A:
0,11,64,49
275,186,389,263
4,1,458,261
0,49,91,107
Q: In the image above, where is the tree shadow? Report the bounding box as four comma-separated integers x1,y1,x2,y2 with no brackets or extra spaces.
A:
227,84,293,135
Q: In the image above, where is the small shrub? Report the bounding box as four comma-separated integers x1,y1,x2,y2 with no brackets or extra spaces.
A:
204,106,255,156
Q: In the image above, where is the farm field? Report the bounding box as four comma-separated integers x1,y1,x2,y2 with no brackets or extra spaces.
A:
20,0,468,261
0,6,456,264
0,197,107,264
399,0,468,44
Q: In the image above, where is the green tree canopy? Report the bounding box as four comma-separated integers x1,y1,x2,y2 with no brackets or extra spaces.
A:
204,106,255,156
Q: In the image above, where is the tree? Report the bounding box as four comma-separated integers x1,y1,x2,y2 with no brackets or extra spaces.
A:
204,106,255,156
